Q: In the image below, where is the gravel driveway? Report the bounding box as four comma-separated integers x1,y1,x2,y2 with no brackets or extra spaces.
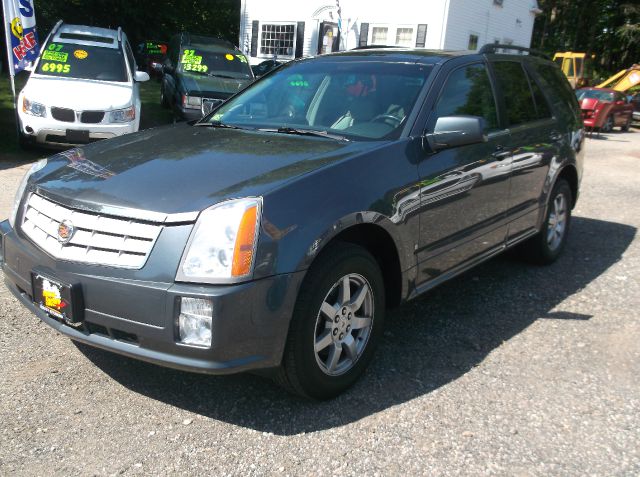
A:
1,129,639,476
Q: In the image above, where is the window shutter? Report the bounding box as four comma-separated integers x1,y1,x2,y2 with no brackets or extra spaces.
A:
416,24,427,48
250,20,259,57
295,22,305,58
359,22,369,47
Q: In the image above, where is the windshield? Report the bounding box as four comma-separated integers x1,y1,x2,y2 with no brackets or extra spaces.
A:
179,47,252,79
204,60,432,140
36,42,128,82
576,89,614,102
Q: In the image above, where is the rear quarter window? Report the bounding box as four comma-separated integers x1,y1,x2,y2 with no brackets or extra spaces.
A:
530,62,581,126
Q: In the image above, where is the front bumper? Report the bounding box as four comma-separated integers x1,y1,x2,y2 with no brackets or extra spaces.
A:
0,219,302,375
18,110,137,148
176,106,203,122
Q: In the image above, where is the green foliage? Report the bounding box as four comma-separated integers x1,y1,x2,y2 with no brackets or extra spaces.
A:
33,0,240,46
532,0,640,79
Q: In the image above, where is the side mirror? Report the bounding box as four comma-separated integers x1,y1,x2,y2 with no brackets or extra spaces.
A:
135,71,150,82
424,116,487,152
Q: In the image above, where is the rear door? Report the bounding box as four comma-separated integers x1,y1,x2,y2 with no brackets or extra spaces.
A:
415,59,512,286
490,59,559,245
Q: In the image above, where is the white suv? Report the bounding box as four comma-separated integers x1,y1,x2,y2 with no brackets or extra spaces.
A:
18,23,149,148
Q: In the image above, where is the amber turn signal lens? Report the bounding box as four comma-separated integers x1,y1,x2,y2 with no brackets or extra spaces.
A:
231,205,258,277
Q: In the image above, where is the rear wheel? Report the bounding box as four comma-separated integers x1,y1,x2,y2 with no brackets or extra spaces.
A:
276,243,385,400
517,179,572,265
160,84,169,109
602,115,613,133
621,116,631,132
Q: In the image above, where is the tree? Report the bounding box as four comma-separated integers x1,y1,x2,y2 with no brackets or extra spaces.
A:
532,0,639,79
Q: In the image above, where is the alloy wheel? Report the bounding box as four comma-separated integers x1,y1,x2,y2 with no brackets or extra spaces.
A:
547,192,567,251
313,273,374,376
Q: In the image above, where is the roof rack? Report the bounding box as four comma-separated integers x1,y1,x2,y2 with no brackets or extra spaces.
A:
478,43,550,60
117,27,122,43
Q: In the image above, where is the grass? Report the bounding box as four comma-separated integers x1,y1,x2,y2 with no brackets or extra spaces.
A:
0,74,173,162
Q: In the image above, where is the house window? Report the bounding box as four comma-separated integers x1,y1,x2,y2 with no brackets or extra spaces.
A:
260,24,295,57
371,27,388,45
395,28,414,47
468,34,479,51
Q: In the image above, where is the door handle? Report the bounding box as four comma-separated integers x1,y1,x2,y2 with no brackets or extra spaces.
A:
492,145,511,161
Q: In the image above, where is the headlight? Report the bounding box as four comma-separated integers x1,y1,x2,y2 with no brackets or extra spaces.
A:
109,106,136,123
177,198,262,283
10,159,48,228
22,97,47,117
182,94,202,109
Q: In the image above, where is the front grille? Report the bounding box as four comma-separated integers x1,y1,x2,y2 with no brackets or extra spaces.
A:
21,194,162,269
80,111,105,123
51,107,75,122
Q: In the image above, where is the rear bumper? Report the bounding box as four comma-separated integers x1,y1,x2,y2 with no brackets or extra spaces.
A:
0,219,302,375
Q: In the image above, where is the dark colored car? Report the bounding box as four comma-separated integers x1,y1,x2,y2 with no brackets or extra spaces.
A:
1,45,584,399
251,59,284,78
136,41,168,79
630,92,640,122
160,33,254,121
576,87,634,132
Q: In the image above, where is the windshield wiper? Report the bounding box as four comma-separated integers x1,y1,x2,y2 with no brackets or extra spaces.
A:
207,73,238,79
194,121,245,130
259,127,349,142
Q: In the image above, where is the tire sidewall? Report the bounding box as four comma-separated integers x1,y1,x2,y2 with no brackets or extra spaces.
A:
289,246,385,399
540,179,572,261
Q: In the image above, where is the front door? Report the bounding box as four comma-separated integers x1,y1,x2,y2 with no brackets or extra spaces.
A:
415,62,512,288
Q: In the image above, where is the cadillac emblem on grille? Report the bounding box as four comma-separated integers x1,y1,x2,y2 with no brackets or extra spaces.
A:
57,220,75,244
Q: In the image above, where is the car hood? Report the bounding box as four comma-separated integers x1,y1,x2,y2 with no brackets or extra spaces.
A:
180,72,251,97
22,75,134,111
31,124,373,220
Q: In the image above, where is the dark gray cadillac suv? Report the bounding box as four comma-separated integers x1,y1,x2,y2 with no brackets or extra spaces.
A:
1,45,584,399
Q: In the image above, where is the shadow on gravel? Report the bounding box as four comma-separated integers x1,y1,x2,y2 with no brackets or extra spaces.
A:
75,216,636,435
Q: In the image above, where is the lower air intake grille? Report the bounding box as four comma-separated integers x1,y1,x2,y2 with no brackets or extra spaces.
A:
21,194,162,269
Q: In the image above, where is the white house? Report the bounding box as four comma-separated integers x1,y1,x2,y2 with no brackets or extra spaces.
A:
239,0,541,65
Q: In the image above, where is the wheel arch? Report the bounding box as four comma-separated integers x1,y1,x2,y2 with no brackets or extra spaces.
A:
304,220,406,309
557,163,579,208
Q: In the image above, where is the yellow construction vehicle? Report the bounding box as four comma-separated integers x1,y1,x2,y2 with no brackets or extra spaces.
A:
596,65,640,92
553,52,592,89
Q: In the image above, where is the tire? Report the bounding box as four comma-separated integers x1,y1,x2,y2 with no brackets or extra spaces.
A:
602,115,613,133
160,84,169,109
517,179,572,265
621,117,631,132
275,243,385,400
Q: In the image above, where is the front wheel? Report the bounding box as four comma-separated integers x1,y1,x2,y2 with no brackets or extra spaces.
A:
517,179,572,265
276,243,385,400
621,116,631,132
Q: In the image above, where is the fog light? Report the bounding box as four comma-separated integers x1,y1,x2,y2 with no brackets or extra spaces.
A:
178,297,212,347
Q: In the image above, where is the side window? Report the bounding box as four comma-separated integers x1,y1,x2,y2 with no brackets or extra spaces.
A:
434,63,498,131
491,61,537,126
615,92,626,103
527,70,552,119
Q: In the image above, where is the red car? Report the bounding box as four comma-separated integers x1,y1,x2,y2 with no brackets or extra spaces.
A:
576,87,634,132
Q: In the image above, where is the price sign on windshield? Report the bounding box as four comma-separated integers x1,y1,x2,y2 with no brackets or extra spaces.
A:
181,49,203,65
